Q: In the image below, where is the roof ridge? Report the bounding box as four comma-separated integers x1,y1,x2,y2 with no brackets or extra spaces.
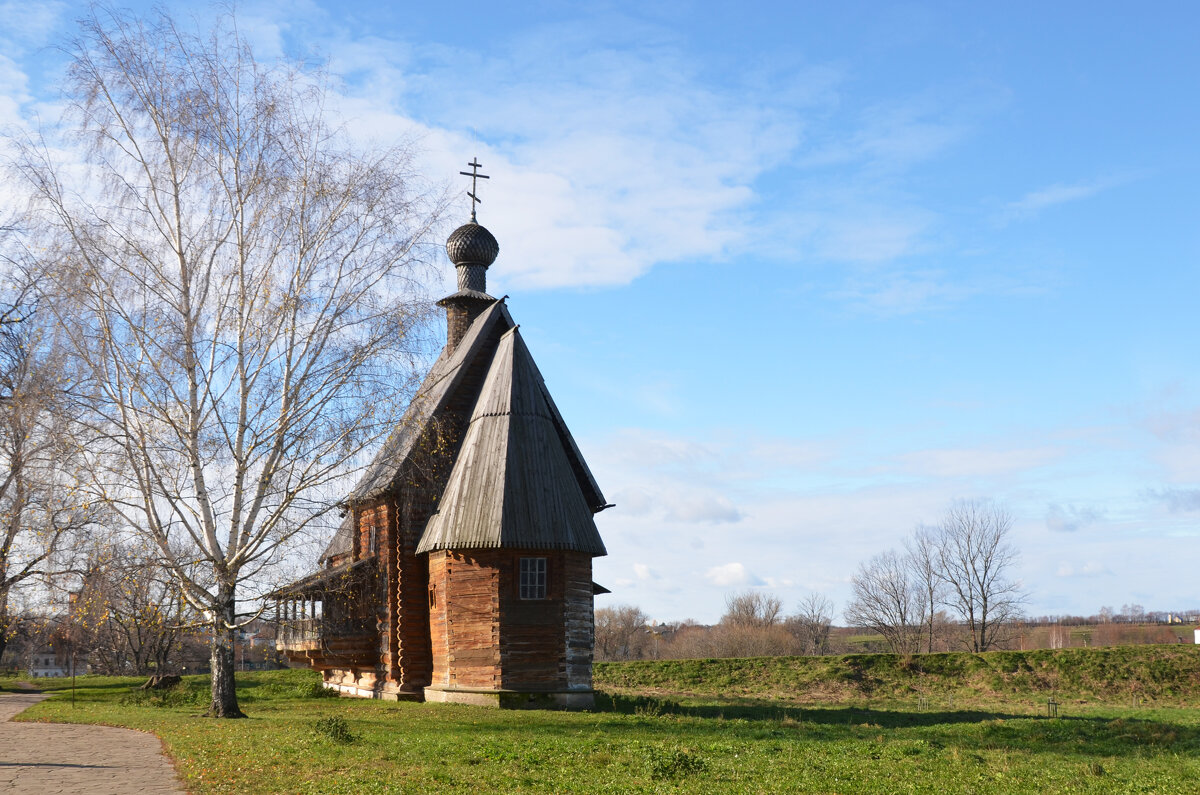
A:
416,319,605,557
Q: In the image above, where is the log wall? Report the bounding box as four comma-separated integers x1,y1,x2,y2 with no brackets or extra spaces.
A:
497,550,565,690
428,549,500,688
395,480,432,688
561,552,595,691
355,502,396,683
428,549,596,692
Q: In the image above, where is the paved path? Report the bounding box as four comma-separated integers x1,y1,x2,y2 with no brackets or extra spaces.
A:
0,690,184,794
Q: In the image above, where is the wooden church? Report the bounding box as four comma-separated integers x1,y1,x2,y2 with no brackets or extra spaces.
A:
274,168,610,708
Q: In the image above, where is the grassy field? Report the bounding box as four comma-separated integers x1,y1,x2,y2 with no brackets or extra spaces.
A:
594,645,1200,704
3,647,1200,793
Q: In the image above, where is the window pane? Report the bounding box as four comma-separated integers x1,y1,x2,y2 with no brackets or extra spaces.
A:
520,557,547,599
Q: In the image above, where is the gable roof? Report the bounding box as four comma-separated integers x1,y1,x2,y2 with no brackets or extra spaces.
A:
346,300,515,505
416,327,607,556
327,300,606,562
319,512,356,563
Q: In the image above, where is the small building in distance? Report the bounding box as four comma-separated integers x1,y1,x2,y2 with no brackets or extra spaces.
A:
274,180,610,708
28,648,84,678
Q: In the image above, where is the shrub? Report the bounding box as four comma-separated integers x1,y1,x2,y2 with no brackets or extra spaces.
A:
297,681,340,699
314,715,356,743
118,679,207,708
647,747,706,780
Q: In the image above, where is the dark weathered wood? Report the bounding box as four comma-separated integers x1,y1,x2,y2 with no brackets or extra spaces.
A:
419,329,606,556
277,284,604,706
346,300,515,505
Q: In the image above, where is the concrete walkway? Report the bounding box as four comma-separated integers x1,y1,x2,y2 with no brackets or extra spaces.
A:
0,690,184,794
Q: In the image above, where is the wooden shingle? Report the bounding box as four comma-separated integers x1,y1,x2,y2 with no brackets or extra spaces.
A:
417,327,606,556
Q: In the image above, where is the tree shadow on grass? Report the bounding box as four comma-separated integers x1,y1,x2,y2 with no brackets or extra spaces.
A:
19,679,138,695
593,693,1200,758
597,692,1028,727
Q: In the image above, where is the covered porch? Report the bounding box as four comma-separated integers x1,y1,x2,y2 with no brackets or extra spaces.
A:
271,557,379,669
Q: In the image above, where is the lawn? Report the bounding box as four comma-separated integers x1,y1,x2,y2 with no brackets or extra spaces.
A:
8,658,1200,793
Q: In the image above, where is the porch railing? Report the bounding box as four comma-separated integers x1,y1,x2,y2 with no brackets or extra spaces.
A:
275,615,374,648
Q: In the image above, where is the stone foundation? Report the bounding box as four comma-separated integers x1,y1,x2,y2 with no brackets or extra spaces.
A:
423,686,594,709
322,668,422,701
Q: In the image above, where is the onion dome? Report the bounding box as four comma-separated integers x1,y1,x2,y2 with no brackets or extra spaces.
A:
446,222,499,268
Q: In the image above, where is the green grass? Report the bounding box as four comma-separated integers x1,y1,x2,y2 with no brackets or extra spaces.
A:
6,648,1200,793
595,645,1200,704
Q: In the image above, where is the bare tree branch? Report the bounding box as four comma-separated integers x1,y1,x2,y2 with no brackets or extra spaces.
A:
844,549,922,654
936,499,1025,652
14,7,444,716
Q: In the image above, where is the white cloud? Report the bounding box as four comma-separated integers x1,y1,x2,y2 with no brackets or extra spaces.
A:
704,562,763,587
0,1,66,46
815,213,933,265
632,563,659,581
588,418,1181,622
895,446,1063,478
0,0,64,132
663,493,743,524
1003,174,1134,220
1055,561,1110,578
1144,487,1200,513
1146,407,1200,445
833,269,979,316
1141,407,1200,482
796,91,970,173
0,56,31,130
1045,503,1105,533
611,485,743,524
312,20,808,290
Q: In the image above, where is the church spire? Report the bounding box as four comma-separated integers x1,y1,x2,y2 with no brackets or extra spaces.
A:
460,157,489,223
439,159,500,353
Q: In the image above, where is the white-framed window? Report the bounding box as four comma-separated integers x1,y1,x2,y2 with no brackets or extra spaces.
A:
519,557,547,600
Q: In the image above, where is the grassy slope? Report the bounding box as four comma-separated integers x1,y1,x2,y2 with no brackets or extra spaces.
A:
1,648,1197,793
596,645,1200,704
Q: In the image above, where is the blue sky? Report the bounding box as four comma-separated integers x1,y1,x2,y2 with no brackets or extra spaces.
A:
4,1,1199,623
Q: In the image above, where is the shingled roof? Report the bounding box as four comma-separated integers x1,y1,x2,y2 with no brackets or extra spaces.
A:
319,512,356,564
417,326,606,556
326,296,606,563
346,300,515,505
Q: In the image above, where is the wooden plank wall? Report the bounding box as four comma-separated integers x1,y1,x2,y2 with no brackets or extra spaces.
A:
428,549,597,692
498,550,566,690
428,550,501,689
561,552,595,691
396,480,432,688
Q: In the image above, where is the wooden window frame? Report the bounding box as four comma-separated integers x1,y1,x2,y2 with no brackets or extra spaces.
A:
519,557,548,600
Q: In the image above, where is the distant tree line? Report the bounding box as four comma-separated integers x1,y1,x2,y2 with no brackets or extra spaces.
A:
597,500,1196,664
596,591,834,662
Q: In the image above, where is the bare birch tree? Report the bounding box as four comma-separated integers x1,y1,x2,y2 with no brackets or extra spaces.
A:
0,282,94,664
14,9,441,716
904,526,944,654
936,500,1024,652
786,592,834,656
844,550,922,654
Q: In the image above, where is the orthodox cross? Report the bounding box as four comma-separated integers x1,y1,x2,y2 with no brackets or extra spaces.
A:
459,158,490,222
